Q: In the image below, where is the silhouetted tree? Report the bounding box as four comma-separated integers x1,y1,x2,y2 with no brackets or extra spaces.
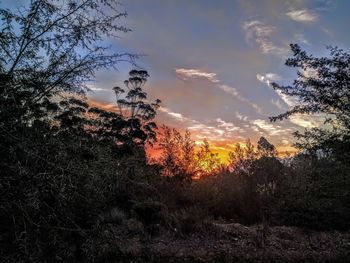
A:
0,1,157,261
113,70,161,144
257,136,277,157
0,0,134,132
158,126,183,177
180,130,196,176
270,44,350,229
228,139,257,172
196,139,221,177
271,44,350,157
158,127,196,181
88,70,160,155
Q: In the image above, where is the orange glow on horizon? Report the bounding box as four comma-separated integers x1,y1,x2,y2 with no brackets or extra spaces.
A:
87,98,299,164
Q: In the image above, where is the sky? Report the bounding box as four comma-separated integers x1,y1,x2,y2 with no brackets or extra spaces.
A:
3,0,350,160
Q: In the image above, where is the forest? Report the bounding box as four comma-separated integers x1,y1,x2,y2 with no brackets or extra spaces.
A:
0,1,349,262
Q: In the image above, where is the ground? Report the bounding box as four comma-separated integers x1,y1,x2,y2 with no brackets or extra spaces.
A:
98,220,350,262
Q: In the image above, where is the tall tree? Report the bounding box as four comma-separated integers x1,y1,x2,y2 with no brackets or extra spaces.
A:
0,0,134,127
270,44,350,230
113,70,161,144
257,136,277,157
270,44,350,156
228,138,257,172
196,139,221,177
158,127,196,181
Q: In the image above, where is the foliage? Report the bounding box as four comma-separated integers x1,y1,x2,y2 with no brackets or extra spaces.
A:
0,0,134,128
271,44,350,155
1,2,349,259
0,1,160,261
195,139,221,177
158,127,197,181
270,44,350,230
113,70,161,144
274,153,350,230
257,136,277,157
88,70,160,153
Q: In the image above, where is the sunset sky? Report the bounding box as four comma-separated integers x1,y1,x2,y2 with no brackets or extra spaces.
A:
4,0,350,159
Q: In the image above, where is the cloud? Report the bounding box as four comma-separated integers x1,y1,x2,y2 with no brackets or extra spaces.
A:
159,106,225,139
286,9,318,22
216,85,263,114
175,68,219,83
216,118,241,132
294,33,311,45
256,74,325,129
86,84,109,92
281,139,290,146
158,107,189,122
235,111,248,122
252,103,264,114
217,84,244,100
159,106,247,143
242,20,288,55
175,68,263,114
257,73,298,107
300,67,319,79
251,119,291,136
289,114,324,128
256,73,281,85
271,99,287,111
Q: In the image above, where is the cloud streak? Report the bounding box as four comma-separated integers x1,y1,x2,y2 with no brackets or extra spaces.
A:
159,106,246,142
175,68,263,114
251,119,292,136
289,114,324,128
175,68,219,83
286,9,318,22
242,20,288,56
256,73,298,108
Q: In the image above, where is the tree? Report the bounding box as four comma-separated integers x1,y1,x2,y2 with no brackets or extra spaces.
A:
0,0,134,128
158,127,196,181
228,139,257,172
270,44,350,156
257,136,277,157
88,70,160,153
270,44,350,229
0,2,150,261
180,130,196,176
113,70,161,144
196,139,221,177
158,126,182,177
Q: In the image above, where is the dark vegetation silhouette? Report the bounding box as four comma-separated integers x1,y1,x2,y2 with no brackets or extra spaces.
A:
0,1,349,262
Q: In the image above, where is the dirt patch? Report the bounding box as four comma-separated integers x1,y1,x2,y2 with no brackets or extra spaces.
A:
104,222,350,262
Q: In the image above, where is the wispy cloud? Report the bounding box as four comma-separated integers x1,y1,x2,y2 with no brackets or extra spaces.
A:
289,114,324,128
251,119,291,136
256,74,325,129
271,99,287,111
175,68,263,114
86,84,109,92
235,111,248,122
159,106,246,142
175,68,219,83
286,9,318,22
256,73,298,108
217,84,245,101
158,107,189,122
256,73,281,85
216,118,241,132
159,106,224,139
294,33,311,45
242,20,288,56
